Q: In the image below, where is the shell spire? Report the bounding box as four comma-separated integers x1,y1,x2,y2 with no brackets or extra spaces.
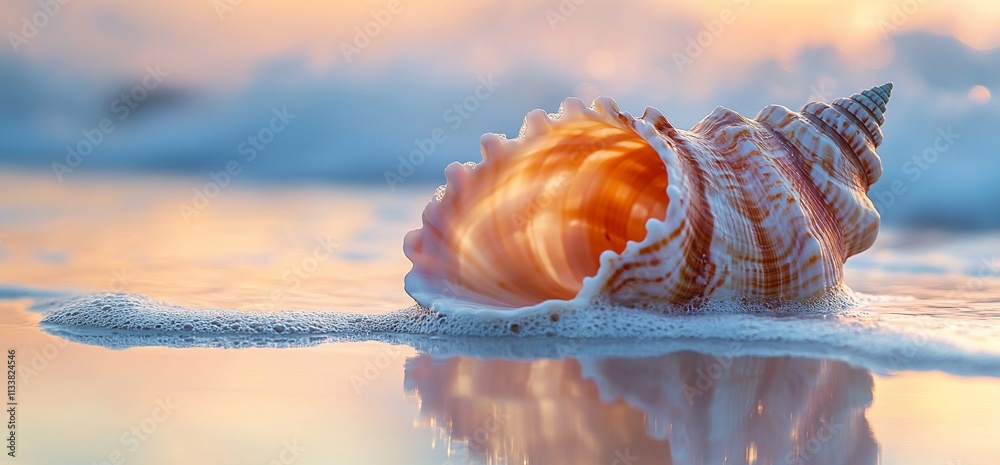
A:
799,83,892,187
832,82,893,147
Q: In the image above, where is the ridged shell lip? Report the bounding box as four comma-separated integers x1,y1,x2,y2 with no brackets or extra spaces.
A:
402,100,685,316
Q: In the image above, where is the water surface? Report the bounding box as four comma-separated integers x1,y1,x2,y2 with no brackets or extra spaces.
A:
2,172,999,465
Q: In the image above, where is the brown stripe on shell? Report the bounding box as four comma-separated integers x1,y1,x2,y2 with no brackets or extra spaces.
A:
729,139,792,297
800,112,868,187
762,121,847,287
830,102,878,147
655,127,716,305
852,92,884,125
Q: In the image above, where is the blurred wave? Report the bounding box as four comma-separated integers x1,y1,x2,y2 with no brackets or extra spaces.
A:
1,0,998,228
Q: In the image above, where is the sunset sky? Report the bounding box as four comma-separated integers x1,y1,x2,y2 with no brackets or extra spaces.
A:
2,0,998,227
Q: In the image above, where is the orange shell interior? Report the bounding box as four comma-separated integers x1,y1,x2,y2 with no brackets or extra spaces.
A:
450,120,669,307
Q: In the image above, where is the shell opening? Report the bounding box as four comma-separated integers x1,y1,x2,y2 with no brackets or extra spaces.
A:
412,120,671,310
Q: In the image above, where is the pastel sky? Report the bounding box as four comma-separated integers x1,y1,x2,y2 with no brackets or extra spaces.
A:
1,0,998,227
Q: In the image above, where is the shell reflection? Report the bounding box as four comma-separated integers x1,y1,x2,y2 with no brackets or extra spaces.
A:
404,352,877,465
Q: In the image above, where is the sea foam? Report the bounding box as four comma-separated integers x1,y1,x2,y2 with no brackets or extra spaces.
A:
37,292,1000,377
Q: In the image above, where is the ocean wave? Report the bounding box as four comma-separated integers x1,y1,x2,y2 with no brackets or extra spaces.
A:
2,33,1000,229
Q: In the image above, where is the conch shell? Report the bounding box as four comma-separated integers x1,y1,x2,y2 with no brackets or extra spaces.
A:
404,84,893,313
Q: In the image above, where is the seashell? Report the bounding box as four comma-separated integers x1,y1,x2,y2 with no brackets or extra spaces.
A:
403,84,893,313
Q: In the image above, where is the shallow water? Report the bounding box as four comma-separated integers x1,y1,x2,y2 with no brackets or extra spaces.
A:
2,171,999,465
